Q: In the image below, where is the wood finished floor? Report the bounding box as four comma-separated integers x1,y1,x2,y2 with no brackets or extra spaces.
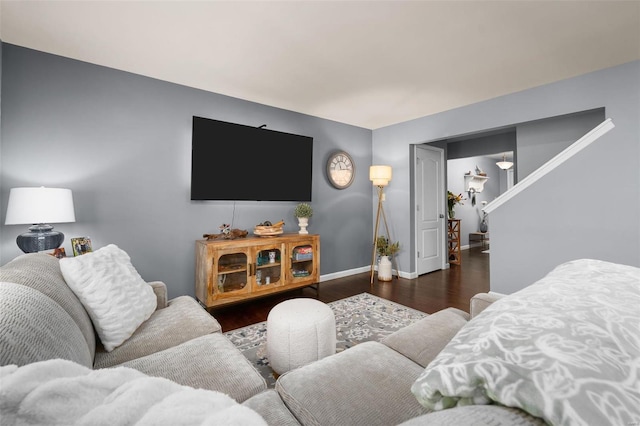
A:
210,246,490,332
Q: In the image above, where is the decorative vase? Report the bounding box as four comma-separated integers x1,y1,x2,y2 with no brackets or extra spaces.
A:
297,217,309,234
448,209,455,219
378,255,393,281
479,219,488,233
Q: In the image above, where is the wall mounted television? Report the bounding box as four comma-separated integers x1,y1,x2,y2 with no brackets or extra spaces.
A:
191,116,313,201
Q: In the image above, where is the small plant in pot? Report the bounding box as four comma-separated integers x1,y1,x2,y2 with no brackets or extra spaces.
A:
294,203,313,218
294,203,313,234
376,236,400,257
376,236,399,281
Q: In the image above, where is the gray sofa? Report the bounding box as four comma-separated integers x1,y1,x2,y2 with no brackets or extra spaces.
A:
3,254,636,425
0,253,266,403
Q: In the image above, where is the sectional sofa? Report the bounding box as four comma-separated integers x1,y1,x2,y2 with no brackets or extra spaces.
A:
1,248,638,425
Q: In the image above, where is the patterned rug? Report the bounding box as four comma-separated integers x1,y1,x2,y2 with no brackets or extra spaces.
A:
224,293,428,388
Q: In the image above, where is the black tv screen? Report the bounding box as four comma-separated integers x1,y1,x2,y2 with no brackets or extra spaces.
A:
191,116,313,201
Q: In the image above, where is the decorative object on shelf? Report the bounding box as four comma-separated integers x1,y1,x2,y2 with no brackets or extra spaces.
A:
475,165,487,176
326,151,355,189
4,187,76,253
204,227,249,240
496,153,514,170
255,221,283,236
294,203,313,234
447,191,464,219
369,165,398,285
70,237,92,257
376,236,400,282
253,220,284,237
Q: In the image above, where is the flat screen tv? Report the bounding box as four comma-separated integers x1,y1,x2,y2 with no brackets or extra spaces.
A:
191,116,313,201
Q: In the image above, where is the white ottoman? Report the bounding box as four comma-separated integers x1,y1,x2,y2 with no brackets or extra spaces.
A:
267,298,336,375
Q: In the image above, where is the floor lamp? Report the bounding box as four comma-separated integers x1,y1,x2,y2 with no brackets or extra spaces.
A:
370,165,396,285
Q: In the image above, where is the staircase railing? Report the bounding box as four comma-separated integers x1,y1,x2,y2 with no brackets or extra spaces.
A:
483,118,615,214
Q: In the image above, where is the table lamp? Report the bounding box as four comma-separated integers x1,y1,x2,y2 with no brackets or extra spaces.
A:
4,187,76,253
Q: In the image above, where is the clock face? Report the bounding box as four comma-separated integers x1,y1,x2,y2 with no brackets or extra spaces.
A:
327,151,355,189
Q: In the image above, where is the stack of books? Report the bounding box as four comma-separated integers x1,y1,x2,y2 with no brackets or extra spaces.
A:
292,246,313,261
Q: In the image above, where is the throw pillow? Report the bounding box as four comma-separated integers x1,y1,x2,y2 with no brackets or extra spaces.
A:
60,244,157,352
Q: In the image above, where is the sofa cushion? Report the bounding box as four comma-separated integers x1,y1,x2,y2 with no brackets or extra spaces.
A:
381,307,468,367
0,253,96,358
93,295,221,368
60,244,157,352
118,333,267,403
0,283,93,368
243,390,301,426
398,405,545,426
411,259,640,426
276,341,430,426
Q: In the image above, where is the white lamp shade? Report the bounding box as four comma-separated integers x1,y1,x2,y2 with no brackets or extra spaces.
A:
5,187,76,225
496,153,513,170
369,165,392,186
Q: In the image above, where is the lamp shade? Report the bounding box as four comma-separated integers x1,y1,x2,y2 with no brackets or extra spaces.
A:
369,165,392,186
496,153,513,170
5,187,76,225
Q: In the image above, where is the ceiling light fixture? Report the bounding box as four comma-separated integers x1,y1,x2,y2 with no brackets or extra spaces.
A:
496,153,513,170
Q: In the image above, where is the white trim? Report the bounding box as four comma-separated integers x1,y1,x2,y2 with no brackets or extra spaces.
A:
483,118,615,214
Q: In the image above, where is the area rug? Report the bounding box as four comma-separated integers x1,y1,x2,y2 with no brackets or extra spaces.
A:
224,293,428,388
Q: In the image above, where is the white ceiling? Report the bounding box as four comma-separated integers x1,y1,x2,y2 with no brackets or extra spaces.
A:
1,1,639,129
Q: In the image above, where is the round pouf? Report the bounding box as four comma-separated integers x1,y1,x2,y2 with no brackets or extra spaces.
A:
267,298,336,375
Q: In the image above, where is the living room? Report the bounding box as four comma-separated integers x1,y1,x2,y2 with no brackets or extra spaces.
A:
1,2,639,425
1,2,638,300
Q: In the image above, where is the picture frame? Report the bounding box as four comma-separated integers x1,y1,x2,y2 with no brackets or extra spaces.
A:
71,237,93,256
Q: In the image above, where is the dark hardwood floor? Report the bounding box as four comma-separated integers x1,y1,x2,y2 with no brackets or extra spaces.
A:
210,246,490,332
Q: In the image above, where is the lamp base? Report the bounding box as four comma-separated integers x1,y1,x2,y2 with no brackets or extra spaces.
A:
16,224,65,253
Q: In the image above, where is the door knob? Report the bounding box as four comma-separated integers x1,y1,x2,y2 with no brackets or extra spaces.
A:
439,213,445,218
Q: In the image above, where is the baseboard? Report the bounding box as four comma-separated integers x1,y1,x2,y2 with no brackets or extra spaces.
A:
320,265,410,282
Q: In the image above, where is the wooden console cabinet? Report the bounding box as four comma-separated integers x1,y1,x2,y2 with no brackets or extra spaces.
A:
195,234,320,308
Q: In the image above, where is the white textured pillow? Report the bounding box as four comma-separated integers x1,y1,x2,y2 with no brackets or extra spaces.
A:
60,244,157,352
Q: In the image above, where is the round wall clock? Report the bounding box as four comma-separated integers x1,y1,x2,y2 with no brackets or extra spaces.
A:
327,151,355,189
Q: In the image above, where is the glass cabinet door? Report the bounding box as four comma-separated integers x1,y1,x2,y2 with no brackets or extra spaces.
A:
289,243,316,280
215,251,249,296
254,247,283,290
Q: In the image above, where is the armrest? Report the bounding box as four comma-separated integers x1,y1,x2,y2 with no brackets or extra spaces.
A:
148,281,168,309
470,292,504,318
381,307,469,367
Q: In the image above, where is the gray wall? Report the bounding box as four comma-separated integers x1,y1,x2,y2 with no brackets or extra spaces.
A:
0,44,373,299
517,109,604,179
373,60,640,292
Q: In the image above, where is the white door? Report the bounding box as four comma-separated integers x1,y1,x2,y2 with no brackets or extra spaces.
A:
415,145,445,274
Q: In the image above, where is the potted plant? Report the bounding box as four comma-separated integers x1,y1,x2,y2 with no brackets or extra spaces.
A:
376,236,399,281
294,203,313,234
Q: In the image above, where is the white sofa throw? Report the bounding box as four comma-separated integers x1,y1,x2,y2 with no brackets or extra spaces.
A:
0,359,267,425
